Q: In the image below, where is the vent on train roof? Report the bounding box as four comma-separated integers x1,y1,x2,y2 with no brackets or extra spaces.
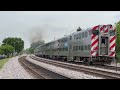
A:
77,27,82,31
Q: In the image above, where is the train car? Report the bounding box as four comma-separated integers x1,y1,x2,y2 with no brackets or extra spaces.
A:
35,24,116,65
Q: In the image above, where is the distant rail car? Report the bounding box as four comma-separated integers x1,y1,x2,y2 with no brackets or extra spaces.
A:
0,55,6,59
34,24,116,65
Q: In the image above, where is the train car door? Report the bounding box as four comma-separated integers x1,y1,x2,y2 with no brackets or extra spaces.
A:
99,36,109,55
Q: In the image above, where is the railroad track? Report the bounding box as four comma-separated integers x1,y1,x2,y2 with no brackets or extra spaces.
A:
33,55,120,72
30,55,120,79
19,56,69,79
33,56,120,72
65,61,120,72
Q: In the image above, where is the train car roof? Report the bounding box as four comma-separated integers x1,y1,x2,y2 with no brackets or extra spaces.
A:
35,28,92,49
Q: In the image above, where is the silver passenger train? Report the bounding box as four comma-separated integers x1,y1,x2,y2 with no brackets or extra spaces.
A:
34,24,116,65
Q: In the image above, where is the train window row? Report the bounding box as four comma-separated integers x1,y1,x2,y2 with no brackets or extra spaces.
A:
51,48,68,52
74,31,89,40
73,44,91,51
59,48,68,51
58,38,68,43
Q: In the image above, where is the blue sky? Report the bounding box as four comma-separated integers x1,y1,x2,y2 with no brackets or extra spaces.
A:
0,11,120,49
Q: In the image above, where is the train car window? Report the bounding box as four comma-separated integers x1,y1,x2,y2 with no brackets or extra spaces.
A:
92,30,99,35
66,48,68,51
59,48,61,51
73,46,74,51
85,31,88,38
89,30,91,35
69,44,72,49
88,44,91,50
70,36,72,40
79,33,81,39
81,45,83,51
85,45,87,50
74,46,76,51
76,46,78,51
79,46,81,50
82,32,84,38
76,34,78,39
101,38,105,44
74,35,75,39
109,30,115,36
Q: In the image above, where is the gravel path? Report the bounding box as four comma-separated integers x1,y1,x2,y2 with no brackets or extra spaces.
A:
26,56,103,79
0,56,34,79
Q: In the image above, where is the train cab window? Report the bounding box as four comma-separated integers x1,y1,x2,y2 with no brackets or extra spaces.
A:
82,32,84,38
109,30,115,36
92,30,99,35
101,38,105,45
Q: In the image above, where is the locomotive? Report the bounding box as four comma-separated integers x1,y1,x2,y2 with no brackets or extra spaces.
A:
34,24,116,65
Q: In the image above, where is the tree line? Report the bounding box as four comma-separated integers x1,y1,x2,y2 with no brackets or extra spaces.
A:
0,37,24,57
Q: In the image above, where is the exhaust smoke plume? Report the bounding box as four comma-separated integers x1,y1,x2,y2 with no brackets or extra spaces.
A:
29,24,69,45
29,26,46,44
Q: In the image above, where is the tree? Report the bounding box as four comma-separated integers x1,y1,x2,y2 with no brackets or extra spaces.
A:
29,48,34,54
0,45,15,57
115,21,120,53
2,37,24,54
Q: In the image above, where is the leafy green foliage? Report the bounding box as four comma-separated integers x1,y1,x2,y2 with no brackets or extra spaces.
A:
2,37,24,54
0,45,15,57
29,48,34,54
115,21,120,53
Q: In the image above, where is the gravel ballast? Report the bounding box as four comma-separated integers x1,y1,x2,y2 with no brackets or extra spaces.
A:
0,56,34,79
32,55,120,74
26,56,103,79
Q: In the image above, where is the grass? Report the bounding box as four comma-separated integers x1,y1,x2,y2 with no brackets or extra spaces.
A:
0,58,11,69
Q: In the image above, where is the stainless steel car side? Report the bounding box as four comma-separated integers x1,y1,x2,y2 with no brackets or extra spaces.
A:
34,24,116,65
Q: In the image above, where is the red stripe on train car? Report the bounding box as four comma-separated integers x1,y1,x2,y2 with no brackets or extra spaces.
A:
94,46,98,50
91,51,94,54
92,35,96,39
110,43,116,50
109,52,115,56
110,36,116,43
91,39,98,47
104,29,108,33
92,26,99,30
